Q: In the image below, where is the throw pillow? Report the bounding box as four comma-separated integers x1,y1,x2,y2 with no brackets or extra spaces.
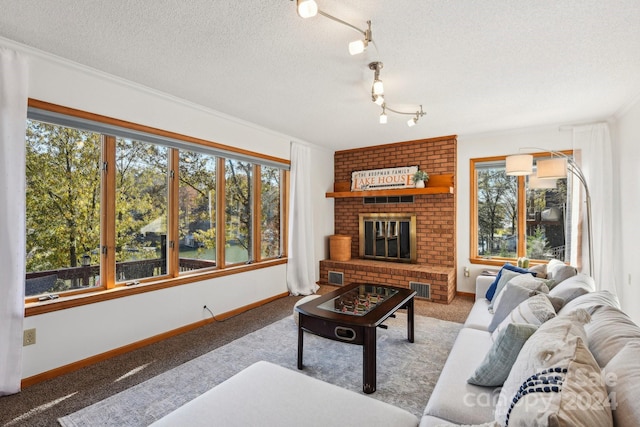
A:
505,338,612,426
584,305,640,367
488,283,540,332
491,293,556,340
468,323,538,387
487,270,523,313
494,310,593,424
546,259,578,284
548,274,595,304
603,341,640,427
485,263,537,301
528,263,547,279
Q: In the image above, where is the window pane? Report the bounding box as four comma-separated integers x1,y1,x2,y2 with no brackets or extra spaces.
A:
261,166,281,259
115,138,168,281
526,160,572,262
178,151,217,272
225,159,253,264
476,162,518,258
25,120,101,295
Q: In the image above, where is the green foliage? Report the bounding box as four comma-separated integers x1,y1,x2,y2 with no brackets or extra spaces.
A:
26,120,102,271
26,120,282,276
260,166,281,258
527,226,550,259
476,167,517,256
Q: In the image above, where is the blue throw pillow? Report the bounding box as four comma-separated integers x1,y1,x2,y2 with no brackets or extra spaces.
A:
485,263,537,301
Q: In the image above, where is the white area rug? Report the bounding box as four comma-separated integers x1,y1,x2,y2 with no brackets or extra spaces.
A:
59,313,462,426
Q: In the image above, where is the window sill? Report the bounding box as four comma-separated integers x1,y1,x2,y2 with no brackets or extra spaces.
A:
469,257,547,267
25,258,287,317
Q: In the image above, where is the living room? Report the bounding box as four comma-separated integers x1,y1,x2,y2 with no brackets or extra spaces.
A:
1,1,640,425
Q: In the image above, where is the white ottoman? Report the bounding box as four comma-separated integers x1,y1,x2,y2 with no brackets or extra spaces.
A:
292,294,321,325
150,361,419,427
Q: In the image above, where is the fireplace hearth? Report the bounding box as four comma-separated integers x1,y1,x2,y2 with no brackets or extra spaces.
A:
359,213,417,263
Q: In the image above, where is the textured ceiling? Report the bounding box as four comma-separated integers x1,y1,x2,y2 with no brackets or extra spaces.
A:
1,0,639,150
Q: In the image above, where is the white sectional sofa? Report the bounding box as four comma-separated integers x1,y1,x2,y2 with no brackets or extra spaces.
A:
153,260,640,427
421,260,640,427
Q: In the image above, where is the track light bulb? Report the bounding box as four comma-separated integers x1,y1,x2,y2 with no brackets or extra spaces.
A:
348,39,367,55
296,0,318,18
407,117,417,127
379,112,388,124
373,79,384,95
373,95,384,106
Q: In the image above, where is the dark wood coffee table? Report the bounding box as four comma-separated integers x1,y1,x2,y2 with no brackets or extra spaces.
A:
295,282,416,394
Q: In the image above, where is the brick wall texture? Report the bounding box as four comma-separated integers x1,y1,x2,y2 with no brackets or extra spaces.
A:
321,136,458,303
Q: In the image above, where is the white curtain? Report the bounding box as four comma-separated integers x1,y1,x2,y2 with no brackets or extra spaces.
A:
572,123,617,294
286,142,318,296
0,48,28,395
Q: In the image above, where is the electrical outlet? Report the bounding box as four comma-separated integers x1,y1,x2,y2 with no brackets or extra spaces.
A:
23,328,36,346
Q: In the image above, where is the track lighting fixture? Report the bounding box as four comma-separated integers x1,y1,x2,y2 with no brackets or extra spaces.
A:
296,0,318,18
379,107,388,124
369,62,384,96
293,0,426,125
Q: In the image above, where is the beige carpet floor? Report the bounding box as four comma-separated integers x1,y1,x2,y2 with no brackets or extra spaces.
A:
0,285,473,427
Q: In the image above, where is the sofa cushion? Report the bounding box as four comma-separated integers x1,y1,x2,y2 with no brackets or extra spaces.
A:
584,305,640,367
494,310,592,424
604,341,640,427
424,328,496,425
548,273,594,303
491,293,556,340
463,298,494,331
467,323,538,387
485,263,536,301
505,338,612,427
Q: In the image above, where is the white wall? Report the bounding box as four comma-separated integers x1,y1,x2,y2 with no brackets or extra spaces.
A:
615,98,640,324
456,126,574,293
3,40,335,378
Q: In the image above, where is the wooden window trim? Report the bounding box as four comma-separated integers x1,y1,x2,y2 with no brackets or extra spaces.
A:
469,151,573,266
24,100,290,314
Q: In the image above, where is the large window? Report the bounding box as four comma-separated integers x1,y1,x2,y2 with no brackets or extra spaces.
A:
178,150,217,271
25,121,102,296
471,154,573,265
24,101,289,304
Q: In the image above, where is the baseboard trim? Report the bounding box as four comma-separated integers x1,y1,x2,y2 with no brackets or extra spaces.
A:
456,291,475,299
21,291,289,388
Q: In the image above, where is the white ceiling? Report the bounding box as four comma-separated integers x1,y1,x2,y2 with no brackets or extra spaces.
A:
1,0,639,151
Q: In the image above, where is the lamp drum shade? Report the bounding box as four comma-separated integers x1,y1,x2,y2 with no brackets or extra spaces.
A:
536,157,568,179
505,154,533,176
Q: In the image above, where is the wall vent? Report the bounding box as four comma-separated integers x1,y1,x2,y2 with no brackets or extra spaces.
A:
363,196,414,204
410,281,431,299
328,271,344,286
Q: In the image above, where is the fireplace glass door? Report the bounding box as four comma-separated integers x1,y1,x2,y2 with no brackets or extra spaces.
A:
359,214,417,263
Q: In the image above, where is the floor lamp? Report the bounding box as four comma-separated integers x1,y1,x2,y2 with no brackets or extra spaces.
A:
505,150,593,277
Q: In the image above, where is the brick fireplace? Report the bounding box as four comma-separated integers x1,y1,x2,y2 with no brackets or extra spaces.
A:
319,135,457,303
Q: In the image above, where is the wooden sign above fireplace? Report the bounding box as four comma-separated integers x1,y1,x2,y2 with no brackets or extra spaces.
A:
351,166,418,191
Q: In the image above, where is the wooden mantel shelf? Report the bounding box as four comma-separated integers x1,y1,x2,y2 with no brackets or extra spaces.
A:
326,173,454,198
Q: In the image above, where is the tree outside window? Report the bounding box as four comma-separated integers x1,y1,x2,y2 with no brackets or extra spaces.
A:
472,155,572,264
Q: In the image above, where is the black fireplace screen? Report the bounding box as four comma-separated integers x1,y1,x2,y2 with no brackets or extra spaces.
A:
359,214,417,263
